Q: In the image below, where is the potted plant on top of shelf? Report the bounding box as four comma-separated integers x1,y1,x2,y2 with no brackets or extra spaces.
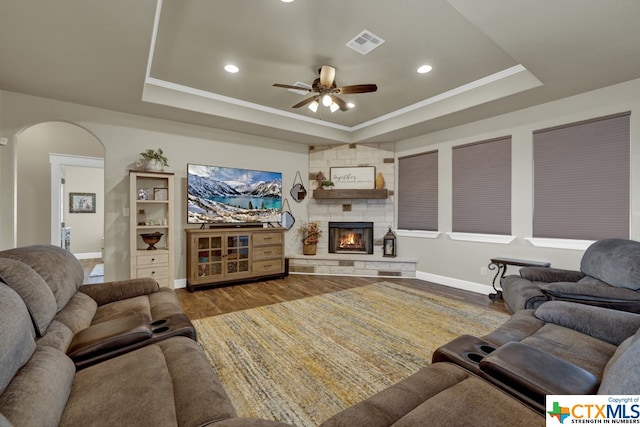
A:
138,148,169,171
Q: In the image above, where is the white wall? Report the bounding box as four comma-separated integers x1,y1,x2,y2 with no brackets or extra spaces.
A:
395,77,640,293
0,90,308,283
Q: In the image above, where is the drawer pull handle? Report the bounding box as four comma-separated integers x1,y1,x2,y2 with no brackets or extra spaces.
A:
264,251,272,255
151,258,155,262
151,271,155,275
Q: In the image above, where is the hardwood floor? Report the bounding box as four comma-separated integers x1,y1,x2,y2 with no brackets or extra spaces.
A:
177,274,508,320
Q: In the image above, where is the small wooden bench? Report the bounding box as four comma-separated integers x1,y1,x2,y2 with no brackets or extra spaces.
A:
488,257,551,301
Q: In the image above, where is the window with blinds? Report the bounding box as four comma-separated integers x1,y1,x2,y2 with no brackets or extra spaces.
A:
452,136,512,235
397,150,438,231
533,112,630,240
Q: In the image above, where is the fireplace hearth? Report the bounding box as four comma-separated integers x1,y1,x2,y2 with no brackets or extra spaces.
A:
328,222,374,254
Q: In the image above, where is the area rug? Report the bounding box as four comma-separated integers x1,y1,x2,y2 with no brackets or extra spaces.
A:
193,281,509,426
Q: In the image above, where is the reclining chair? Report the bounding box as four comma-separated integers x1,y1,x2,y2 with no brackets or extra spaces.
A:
501,238,640,313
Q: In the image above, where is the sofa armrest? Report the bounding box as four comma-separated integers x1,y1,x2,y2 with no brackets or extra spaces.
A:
534,301,640,345
79,278,160,305
479,342,600,404
67,313,152,362
519,266,585,283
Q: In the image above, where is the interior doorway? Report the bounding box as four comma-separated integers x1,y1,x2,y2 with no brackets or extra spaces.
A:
15,121,105,258
50,154,104,256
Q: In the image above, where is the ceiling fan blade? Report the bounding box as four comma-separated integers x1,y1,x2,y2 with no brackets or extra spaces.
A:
292,96,317,109
320,65,335,88
336,84,378,94
331,95,350,111
273,83,311,92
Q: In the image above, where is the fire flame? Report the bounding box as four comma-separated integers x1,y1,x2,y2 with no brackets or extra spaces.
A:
338,232,364,249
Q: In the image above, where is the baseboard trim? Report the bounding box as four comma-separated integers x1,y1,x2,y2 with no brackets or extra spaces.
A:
174,272,493,295
74,252,102,260
174,278,187,289
416,271,493,295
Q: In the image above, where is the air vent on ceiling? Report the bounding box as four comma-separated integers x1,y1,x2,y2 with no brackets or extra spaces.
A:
287,81,312,96
346,30,385,55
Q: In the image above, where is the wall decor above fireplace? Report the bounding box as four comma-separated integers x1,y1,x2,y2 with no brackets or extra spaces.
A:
330,166,375,189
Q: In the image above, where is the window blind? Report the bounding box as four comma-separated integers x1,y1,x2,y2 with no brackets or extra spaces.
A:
452,136,512,235
397,150,438,230
533,112,630,240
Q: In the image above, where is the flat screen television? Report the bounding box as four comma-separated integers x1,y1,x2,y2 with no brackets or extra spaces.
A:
187,164,282,224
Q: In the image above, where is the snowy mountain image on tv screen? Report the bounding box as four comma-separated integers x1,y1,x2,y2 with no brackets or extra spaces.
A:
187,164,282,224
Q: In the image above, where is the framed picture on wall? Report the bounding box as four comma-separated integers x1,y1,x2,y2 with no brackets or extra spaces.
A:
153,187,168,201
329,166,376,189
69,192,96,213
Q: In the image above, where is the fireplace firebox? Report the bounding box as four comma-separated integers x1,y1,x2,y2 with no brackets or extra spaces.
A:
328,222,374,254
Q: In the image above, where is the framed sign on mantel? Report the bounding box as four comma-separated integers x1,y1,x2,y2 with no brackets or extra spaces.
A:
330,166,375,189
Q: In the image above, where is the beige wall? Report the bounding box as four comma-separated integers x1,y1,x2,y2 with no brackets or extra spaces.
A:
65,165,104,255
1,77,639,292
395,77,640,293
16,122,104,247
0,91,308,283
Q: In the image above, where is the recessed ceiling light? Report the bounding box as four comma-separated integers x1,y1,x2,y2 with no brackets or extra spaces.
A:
224,64,239,73
417,65,433,74
281,0,294,3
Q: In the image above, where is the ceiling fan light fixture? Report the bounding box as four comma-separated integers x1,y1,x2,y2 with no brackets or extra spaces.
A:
329,102,339,113
347,102,355,109
308,100,319,112
322,94,332,107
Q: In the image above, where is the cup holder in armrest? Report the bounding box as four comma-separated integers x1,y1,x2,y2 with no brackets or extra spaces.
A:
152,326,170,334
478,344,496,354
151,319,167,327
464,352,484,364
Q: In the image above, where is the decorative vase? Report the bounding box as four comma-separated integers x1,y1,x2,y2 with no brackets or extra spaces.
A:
303,242,317,255
375,172,385,189
143,159,164,171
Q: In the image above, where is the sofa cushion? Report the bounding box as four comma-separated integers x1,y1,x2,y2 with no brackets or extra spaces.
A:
599,330,640,395
534,301,640,346
0,345,75,427
580,239,640,290
59,337,237,427
0,245,84,311
319,362,543,427
0,283,36,395
0,258,57,336
540,281,640,302
520,324,616,378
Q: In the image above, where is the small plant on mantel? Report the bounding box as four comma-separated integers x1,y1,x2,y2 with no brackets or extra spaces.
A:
321,180,335,189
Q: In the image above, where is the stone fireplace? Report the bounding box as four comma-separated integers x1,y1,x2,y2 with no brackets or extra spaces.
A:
328,222,374,254
287,142,417,277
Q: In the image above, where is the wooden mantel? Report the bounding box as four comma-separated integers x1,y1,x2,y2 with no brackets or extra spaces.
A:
313,189,388,200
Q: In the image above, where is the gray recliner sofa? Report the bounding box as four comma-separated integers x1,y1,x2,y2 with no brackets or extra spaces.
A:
501,238,640,313
322,301,640,426
0,245,292,426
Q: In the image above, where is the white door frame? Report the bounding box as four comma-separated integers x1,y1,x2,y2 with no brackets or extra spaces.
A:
50,154,104,247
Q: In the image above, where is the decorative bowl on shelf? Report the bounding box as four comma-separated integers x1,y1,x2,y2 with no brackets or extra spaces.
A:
140,232,163,250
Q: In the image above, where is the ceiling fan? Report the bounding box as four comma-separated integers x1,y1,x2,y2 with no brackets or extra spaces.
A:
273,65,377,112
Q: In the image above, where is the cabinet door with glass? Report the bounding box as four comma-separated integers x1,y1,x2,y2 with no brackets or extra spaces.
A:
225,233,250,275
191,233,224,283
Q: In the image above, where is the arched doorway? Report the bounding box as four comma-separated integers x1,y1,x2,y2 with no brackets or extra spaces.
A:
16,122,105,258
